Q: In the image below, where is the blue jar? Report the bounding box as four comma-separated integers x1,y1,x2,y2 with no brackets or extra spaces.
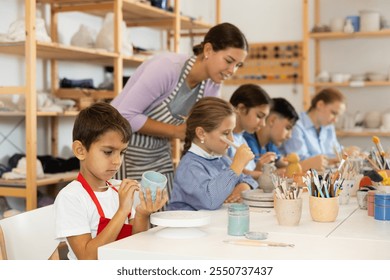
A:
374,193,390,221
228,203,249,236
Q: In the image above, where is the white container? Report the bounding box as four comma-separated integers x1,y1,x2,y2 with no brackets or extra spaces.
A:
382,112,390,130
330,17,345,32
360,10,380,32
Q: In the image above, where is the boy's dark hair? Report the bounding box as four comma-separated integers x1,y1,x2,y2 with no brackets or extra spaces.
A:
73,102,132,151
271,98,299,124
229,84,273,111
193,22,248,55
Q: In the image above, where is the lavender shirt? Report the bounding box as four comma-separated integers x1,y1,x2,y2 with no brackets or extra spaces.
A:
111,52,221,132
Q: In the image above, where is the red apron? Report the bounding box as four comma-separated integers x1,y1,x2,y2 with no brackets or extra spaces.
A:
77,173,132,240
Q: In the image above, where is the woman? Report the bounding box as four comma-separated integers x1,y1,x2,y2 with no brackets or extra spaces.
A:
282,87,347,171
111,23,248,199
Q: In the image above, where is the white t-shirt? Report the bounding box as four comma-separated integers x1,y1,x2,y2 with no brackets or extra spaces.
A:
54,180,129,260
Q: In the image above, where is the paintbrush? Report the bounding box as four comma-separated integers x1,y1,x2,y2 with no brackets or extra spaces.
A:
372,136,388,169
365,155,380,171
223,239,294,247
98,182,140,189
331,154,348,185
220,136,240,149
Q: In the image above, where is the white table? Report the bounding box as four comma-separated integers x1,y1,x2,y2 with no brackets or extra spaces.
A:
98,194,390,260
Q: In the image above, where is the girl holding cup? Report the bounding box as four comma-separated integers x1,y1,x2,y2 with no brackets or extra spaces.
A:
168,97,258,211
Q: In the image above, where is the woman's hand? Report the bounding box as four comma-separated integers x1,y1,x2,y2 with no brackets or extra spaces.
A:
173,123,186,140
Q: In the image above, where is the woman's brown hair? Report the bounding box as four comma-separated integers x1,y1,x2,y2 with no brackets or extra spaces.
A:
308,87,346,112
193,22,248,56
182,97,234,156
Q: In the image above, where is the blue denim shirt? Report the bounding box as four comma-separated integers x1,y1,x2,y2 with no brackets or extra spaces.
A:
281,112,340,160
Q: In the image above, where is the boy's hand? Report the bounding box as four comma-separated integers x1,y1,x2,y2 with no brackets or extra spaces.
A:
136,188,168,217
255,152,276,171
117,179,139,215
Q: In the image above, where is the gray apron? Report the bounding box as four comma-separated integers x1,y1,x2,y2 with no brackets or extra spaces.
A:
116,56,205,204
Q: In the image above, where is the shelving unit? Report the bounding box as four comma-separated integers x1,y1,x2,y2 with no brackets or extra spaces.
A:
302,0,390,138
0,0,217,210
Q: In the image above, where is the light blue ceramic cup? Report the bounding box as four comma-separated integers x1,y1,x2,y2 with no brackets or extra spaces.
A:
140,171,167,201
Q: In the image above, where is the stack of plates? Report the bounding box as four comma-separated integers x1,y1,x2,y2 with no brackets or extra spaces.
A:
241,189,274,208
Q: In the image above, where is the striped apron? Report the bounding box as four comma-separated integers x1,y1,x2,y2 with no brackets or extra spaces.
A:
116,56,205,203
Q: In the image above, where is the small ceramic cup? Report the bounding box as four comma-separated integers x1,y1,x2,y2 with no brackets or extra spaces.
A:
140,171,167,201
356,190,368,210
274,198,303,226
309,196,339,222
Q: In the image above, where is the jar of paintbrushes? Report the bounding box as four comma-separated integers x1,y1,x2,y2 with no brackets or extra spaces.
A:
272,176,303,226
303,169,341,222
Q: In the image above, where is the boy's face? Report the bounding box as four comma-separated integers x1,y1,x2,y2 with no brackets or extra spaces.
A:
79,130,128,185
268,115,295,147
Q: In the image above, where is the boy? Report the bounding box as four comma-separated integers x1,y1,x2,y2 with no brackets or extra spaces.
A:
244,97,299,170
54,102,167,260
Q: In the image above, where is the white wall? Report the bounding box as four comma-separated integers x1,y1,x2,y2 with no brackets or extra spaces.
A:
1,0,390,165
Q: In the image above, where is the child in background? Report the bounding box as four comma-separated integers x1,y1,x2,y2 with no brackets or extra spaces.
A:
168,97,258,211
54,102,167,260
228,84,273,179
244,97,299,172
282,87,350,171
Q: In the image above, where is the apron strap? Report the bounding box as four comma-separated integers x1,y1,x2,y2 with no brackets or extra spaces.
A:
77,173,106,218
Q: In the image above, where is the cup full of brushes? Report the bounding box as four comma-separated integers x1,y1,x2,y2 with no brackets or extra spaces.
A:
272,175,303,226
309,196,339,222
303,169,341,222
274,197,302,226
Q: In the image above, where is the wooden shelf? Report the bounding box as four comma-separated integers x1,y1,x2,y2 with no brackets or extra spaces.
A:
310,81,390,88
0,171,78,197
0,111,79,117
310,29,390,40
0,41,137,66
55,88,116,99
336,130,390,137
37,0,212,30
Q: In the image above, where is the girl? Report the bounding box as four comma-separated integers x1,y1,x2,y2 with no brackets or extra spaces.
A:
228,84,273,179
282,87,355,171
168,97,258,211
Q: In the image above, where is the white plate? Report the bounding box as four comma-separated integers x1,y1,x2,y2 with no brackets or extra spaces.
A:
243,199,274,208
150,210,211,227
241,190,274,202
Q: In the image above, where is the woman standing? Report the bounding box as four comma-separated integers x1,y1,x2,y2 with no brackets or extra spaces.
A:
111,23,248,199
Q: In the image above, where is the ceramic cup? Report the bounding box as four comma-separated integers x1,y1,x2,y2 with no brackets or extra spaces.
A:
140,171,167,201
356,190,368,209
309,196,339,222
274,198,302,226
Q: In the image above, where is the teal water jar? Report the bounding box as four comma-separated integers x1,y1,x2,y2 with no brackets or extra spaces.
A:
228,203,250,236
